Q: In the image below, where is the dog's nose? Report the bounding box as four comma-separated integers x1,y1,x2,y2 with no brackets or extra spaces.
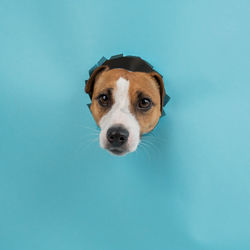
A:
106,126,129,147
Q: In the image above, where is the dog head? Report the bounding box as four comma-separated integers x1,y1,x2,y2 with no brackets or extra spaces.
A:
85,56,168,156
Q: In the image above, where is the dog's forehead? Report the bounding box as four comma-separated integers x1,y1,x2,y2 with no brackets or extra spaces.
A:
94,68,159,95
127,71,160,95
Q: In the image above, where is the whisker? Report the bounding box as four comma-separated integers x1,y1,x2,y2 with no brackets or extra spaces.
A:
77,137,99,154
76,124,100,133
142,139,159,154
138,142,151,161
78,133,99,142
142,133,168,144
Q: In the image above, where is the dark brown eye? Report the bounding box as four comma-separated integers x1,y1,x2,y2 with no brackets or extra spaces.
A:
98,94,110,107
138,98,152,110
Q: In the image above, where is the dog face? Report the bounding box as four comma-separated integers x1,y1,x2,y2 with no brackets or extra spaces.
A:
85,66,165,156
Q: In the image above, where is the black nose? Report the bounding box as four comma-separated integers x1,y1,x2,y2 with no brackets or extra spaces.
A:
106,126,129,147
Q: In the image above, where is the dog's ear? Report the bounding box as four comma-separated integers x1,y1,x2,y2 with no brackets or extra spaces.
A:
85,65,109,99
150,71,166,112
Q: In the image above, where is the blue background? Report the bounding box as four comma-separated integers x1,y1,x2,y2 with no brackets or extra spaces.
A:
1,0,250,249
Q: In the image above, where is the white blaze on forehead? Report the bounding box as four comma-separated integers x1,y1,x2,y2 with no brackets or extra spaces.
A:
99,77,140,153
113,77,130,117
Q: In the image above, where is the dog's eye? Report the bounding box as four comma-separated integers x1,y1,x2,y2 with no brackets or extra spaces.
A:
98,94,110,107
138,98,152,110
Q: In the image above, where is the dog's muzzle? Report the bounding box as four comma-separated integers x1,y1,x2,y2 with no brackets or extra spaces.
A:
106,125,129,155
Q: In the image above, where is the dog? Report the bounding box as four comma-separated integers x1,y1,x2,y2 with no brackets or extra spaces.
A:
85,55,169,156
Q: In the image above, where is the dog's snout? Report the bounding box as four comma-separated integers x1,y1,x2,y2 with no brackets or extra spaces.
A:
106,126,129,147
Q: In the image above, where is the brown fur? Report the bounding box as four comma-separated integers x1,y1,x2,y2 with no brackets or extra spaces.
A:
85,67,165,134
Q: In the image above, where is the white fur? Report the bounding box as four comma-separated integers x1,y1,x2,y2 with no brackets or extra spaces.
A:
99,77,140,153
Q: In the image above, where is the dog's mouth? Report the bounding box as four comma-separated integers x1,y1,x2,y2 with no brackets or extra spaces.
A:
107,147,128,156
